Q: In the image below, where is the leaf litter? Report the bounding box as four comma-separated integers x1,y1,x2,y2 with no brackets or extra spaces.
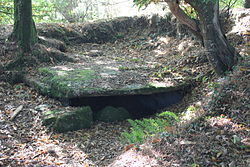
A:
0,9,250,167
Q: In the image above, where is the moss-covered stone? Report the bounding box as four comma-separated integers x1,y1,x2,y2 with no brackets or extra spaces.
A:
42,110,60,126
36,67,97,99
53,106,93,133
42,107,93,133
95,106,130,122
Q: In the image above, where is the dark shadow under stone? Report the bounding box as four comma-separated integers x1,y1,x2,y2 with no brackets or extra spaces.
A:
69,90,186,119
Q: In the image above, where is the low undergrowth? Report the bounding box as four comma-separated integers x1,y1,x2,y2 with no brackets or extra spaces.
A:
121,111,179,144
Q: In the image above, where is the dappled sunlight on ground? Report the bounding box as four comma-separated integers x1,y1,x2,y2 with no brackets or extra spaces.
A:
108,147,163,167
9,133,92,166
0,8,249,166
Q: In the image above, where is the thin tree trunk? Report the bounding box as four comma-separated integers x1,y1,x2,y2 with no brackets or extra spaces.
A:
20,0,32,52
12,0,20,40
11,0,37,52
244,0,250,8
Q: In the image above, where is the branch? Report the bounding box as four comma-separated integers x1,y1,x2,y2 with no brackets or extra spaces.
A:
164,0,199,32
10,105,23,121
0,10,12,15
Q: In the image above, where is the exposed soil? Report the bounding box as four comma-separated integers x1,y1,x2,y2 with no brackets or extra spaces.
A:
0,9,250,167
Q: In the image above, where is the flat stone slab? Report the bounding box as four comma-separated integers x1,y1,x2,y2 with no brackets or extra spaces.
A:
25,57,190,100
24,17,195,100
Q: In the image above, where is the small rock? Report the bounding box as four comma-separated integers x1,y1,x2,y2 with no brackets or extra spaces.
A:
53,106,93,132
228,161,235,167
95,106,130,122
35,104,50,112
87,50,104,57
219,162,225,167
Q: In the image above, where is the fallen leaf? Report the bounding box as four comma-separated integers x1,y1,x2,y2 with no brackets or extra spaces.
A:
151,138,161,144
211,156,220,162
54,161,64,165
0,135,9,139
0,156,10,161
165,126,175,132
124,144,135,151
10,105,23,121
239,67,247,71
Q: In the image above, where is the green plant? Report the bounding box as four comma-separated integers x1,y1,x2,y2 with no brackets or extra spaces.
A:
190,163,200,167
14,84,23,90
180,3,197,19
114,57,125,61
115,33,124,39
32,0,56,23
152,65,177,79
201,76,209,83
130,58,141,62
220,0,244,10
38,67,54,76
121,111,179,144
187,105,197,112
0,0,13,24
118,66,129,71
208,81,221,90
158,111,180,124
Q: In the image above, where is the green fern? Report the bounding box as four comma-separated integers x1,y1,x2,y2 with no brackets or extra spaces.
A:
121,111,179,144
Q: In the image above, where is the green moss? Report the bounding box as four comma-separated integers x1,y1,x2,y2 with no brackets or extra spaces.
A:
37,68,97,98
74,69,96,81
38,68,96,82
118,66,130,71
130,58,141,62
42,110,60,126
114,57,125,61
95,106,131,122
38,67,55,76
115,33,125,39
42,107,93,132
54,26,65,34
44,110,60,116
53,106,93,133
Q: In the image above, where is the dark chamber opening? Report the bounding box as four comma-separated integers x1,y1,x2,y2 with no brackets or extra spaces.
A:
69,90,187,118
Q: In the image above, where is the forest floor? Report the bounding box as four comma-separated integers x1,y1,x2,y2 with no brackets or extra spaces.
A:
0,9,250,167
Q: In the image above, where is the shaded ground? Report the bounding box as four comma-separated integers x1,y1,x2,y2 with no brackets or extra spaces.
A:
0,9,250,167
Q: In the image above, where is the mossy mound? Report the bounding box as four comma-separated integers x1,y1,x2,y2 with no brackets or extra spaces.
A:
42,106,93,133
36,15,174,44
95,106,131,122
38,37,67,52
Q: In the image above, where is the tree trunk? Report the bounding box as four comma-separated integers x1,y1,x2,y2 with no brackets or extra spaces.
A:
12,0,37,52
189,0,238,75
244,0,250,8
165,0,239,75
